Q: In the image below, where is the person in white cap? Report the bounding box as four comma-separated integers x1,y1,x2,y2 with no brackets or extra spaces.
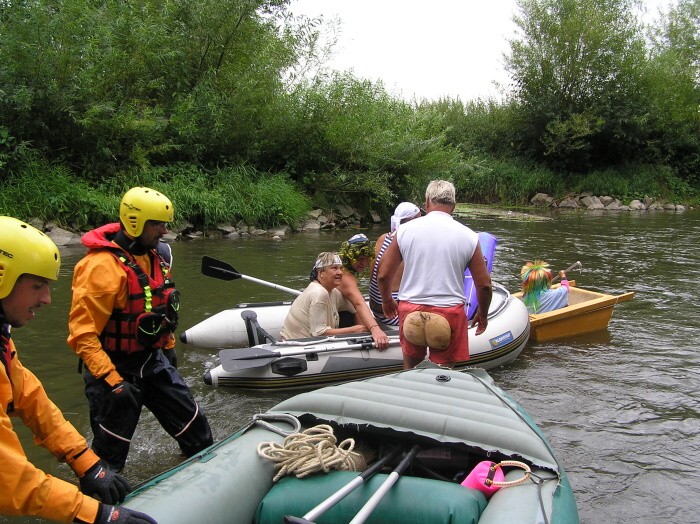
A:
368,202,422,327
377,181,492,369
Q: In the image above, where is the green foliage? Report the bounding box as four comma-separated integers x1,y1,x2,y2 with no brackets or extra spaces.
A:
0,0,697,224
0,126,26,172
507,0,652,170
112,164,310,229
541,112,605,170
0,0,297,174
574,164,696,202
455,158,563,205
419,98,523,158
0,156,117,230
0,159,309,230
644,0,700,185
264,73,467,211
652,0,700,70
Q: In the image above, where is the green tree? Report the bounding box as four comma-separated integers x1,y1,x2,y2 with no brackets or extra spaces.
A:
261,73,467,211
506,0,649,171
645,0,700,184
0,0,301,175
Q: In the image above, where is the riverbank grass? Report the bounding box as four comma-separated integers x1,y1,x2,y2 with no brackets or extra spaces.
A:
1,160,311,231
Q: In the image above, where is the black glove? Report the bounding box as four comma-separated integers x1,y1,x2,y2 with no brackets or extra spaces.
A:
106,381,138,412
95,504,158,524
80,461,131,504
163,348,178,368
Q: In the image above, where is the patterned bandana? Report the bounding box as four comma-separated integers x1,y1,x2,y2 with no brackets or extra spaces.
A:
313,254,343,269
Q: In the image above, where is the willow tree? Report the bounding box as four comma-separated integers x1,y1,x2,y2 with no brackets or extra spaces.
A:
506,0,648,171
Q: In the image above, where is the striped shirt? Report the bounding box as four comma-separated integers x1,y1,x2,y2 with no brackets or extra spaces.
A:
368,233,400,326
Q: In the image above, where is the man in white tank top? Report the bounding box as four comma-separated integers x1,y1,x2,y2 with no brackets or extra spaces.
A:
377,180,492,369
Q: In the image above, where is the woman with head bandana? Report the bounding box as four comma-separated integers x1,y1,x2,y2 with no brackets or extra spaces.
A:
280,252,369,340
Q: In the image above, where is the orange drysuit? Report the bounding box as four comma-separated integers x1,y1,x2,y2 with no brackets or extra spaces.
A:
68,249,175,387
0,336,100,523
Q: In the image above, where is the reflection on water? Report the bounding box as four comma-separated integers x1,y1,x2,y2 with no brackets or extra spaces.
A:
5,209,700,523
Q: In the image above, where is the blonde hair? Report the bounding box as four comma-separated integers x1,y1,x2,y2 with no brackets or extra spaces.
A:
426,180,456,205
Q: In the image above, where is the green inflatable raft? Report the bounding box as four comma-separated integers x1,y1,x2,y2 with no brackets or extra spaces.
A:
124,367,579,523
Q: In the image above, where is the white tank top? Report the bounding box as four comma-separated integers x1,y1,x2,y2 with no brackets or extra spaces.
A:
397,211,478,306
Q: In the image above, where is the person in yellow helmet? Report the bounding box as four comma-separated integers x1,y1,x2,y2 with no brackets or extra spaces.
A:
0,216,156,523
68,187,213,473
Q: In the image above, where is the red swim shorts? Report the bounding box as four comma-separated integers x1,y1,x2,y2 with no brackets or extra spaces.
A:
398,301,469,365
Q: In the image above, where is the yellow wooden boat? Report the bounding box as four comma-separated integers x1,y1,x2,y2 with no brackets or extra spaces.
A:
513,281,634,342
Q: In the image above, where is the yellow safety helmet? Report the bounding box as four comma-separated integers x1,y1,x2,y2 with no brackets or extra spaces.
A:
119,186,174,238
0,216,61,299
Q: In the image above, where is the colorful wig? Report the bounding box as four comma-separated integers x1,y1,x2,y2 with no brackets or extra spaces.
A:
520,260,553,312
338,234,374,275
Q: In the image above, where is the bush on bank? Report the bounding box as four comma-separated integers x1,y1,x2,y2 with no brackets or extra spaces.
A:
0,157,311,232
1,152,695,234
0,0,697,229
456,158,698,207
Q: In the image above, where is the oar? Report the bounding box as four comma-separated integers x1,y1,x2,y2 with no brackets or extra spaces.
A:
348,445,421,524
219,337,401,372
201,256,302,296
552,261,582,284
284,448,402,524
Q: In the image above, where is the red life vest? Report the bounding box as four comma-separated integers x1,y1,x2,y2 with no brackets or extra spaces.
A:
82,223,178,355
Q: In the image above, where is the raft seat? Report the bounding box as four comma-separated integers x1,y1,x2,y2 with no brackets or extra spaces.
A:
255,470,487,524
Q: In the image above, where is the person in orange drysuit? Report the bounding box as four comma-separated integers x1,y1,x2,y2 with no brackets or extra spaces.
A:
0,216,156,523
68,187,212,473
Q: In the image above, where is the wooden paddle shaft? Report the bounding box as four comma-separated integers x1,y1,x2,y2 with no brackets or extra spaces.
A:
552,261,582,283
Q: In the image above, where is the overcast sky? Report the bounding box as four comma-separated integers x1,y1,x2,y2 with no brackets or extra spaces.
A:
289,0,673,103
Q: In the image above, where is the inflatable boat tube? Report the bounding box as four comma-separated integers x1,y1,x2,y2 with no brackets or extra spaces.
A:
465,232,498,320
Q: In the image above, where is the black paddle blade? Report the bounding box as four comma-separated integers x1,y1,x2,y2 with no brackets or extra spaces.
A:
201,256,242,281
219,347,280,371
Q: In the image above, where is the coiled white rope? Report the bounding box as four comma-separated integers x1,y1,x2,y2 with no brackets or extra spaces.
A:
252,413,301,436
257,424,369,482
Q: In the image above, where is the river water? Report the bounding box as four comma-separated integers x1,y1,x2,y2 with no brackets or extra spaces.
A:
5,208,699,524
